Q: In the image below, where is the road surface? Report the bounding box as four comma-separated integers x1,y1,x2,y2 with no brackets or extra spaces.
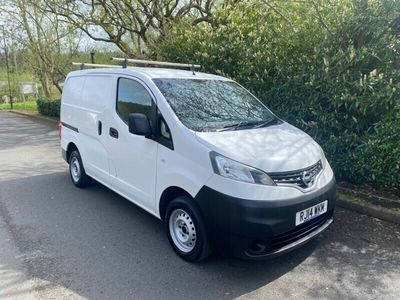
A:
0,110,399,299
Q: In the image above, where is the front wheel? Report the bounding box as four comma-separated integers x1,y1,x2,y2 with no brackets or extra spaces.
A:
165,196,211,262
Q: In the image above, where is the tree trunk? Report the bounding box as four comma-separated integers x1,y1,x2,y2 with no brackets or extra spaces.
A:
40,72,51,98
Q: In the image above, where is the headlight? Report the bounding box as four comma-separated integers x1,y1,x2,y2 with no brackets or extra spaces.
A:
319,147,327,169
210,152,276,186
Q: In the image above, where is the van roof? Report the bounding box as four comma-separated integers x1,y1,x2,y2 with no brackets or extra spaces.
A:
68,67,230,81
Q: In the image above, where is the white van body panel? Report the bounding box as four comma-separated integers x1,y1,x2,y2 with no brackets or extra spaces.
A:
155,123,214,210
61,74,112,183
195,122,321,173
107,114,158,212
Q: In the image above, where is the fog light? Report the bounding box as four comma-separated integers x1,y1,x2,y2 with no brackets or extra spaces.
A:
248,240,267,255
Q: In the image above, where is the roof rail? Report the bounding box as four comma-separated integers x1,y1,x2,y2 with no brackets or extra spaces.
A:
110,57,201,70
72,62,122,69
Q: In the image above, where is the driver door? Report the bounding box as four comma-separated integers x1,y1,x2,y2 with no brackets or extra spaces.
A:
107,76,158,212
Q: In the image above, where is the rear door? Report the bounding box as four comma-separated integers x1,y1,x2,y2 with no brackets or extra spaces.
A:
107,76,158,212
79,75,111,183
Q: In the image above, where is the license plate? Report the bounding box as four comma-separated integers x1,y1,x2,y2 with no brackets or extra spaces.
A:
295,200,328,226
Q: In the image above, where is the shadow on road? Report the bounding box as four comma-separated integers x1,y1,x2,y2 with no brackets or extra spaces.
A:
0,171,315,299
305,209,400,299
0,171,399,299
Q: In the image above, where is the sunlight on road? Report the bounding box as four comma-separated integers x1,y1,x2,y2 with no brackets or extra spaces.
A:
0,264,38,300
0,144,65,182
0,114,65,182
0,264,84,300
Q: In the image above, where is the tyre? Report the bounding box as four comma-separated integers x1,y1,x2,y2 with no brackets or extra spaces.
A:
69,150,91,188
165,196,211,262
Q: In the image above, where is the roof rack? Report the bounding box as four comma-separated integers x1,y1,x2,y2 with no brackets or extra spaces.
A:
110,57,201,70
72,62,122,69
72,58,201,73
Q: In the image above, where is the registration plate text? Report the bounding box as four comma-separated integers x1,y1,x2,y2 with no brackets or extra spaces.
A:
295,200,328,226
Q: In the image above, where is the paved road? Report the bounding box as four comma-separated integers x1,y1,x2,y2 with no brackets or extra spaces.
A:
0,110,399,300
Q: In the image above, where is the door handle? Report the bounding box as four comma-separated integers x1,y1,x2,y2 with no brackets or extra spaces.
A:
109,127,119,139
98,121,102,135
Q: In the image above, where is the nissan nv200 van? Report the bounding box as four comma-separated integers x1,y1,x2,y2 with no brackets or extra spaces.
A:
60,63,336,261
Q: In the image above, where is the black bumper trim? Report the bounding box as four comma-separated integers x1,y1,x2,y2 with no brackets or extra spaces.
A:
61,122,79,133
246,218,333,259
61,149,67,163
193,178,337,259
271,212,329,249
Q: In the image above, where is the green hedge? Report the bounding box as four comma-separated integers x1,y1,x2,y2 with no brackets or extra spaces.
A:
37,99,61,118
157,0,400,188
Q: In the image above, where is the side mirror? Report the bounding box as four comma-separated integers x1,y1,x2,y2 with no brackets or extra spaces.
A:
128,113,152,137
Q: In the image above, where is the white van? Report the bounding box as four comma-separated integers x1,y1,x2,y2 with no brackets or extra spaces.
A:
60,63,336,261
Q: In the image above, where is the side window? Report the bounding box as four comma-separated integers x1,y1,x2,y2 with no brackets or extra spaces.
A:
81,75,111,111
117,78,153,122
63,76,85,106
156,110,174,150
159,117,172,140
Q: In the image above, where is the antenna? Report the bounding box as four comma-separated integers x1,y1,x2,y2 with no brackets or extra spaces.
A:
122,58,128,68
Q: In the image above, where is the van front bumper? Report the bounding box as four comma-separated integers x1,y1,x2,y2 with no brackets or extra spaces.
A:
193,178,336,259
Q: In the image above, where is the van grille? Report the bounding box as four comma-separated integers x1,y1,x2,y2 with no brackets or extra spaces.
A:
269,161,322,189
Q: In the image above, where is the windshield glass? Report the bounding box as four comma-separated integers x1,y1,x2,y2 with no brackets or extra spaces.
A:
153,78,277,131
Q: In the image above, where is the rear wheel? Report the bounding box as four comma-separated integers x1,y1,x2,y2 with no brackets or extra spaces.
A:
69,150,91,188
165,196,211,262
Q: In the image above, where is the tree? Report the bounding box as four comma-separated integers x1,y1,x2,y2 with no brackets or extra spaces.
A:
41,0,220,57
157,0,400,187
1,0,82,96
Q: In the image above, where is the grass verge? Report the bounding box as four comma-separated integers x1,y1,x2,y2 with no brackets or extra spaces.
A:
0,100,37,111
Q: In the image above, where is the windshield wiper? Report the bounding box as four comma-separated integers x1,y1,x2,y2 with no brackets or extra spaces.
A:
215,118,281,132
254,118,281,128
216,121,259,132
217,122,243,131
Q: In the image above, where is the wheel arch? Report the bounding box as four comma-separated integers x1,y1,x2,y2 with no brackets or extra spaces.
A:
66,142,78,164
159,186,193,221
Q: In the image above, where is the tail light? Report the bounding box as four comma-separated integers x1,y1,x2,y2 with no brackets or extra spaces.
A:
58,122,62,140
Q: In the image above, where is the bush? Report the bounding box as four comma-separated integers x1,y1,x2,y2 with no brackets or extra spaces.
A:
157,0,400,188
36,98,61,118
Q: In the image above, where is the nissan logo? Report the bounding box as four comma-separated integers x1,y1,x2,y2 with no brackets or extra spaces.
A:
302,170,313,186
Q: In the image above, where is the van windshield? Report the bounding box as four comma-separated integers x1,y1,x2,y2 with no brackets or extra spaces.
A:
153,78,278,132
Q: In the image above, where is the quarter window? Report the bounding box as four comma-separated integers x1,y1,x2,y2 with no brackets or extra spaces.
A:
117,78,153,122
156,109,173,150
160,118,171,140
